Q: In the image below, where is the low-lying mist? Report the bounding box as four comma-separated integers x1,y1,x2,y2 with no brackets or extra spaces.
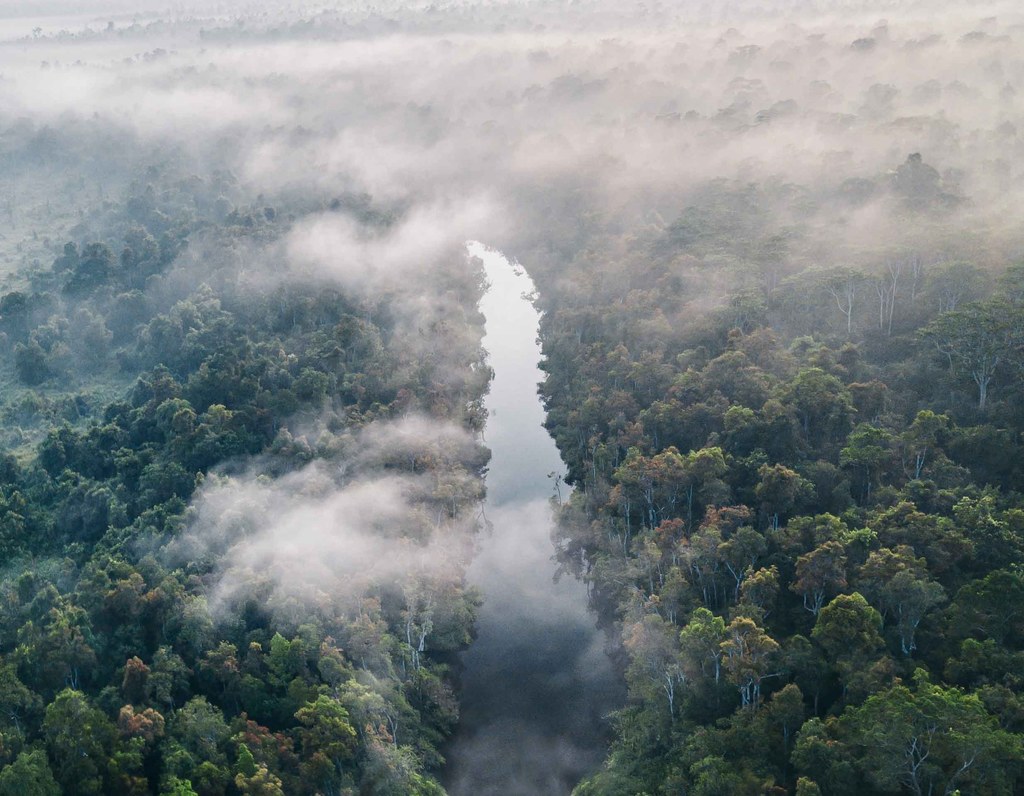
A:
166,415,485,628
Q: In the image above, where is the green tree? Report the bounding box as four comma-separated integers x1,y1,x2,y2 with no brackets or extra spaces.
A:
946,570,1024,647
858,546,945,655
778,368,854,446
922,301,1017,409
362,731,444,796
755,463,812,531
795,777,822,796
900,410,949,480
170,696,230,768
680,607,727,684
42,689,115,795
840,424,893,502
790,540,848,616
294,695,357,792
234,745,285,796
738,565,779,619
841,672,1021,795
689,754,765,796
721,616,780,709
161,777,199,796
812,593,886,699
623,613,686,719
0,749,60,796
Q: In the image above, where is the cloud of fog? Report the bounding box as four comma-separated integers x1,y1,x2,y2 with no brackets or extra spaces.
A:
166,415,485,625
286,199,502,294
7,1,1024,270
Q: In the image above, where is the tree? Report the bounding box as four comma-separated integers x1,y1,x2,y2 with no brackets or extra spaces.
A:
858,546,945,655
946,570,1024,647
900,410,949,480
817,267,866,338
790,540,848,615
719,525,766,603
755,463,812,531
170,697,230,768
871,259,903,336
739,565,779,619
892,152,946,208
65,243,114,293
0,662,43,736
922,301,1017,409
841,672,1021,796
294,695,357,791
795,778,822,796
0,290,30,340
927,261,987,313
161,777,199,796
793,716,862,794
721,617,780,709
234,745,285,796
778,368,854,446
680,607,727,685
149,647,191,712
121,655,151,704
0,749,60,796
784,635,829,716
812,593,885,698
70,309,113,370
199,643,241,709
679,522,727,609
43,689,115,795
840,424,893,502
681,447,730,529
688,755,764,796
868,501,969,576
613,448,659,531
19,602,98,692
623,613,686,719
118,705,166,744
766,683,805,763
362,731,444,796
622,447,729,533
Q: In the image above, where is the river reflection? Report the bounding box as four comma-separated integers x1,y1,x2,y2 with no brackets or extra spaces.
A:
442,243,622,796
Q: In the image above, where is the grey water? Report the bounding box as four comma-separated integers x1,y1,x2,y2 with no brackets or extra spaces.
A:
442,243,622,795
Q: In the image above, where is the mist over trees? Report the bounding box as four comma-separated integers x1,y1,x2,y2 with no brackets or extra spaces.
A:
1,0,1024,794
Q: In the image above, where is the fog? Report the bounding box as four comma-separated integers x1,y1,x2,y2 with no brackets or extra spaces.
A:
167,415,484,625
6,0,1024,790
7,1,1024,275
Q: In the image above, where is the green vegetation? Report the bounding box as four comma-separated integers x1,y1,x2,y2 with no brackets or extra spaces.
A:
7,3,1024,794
0,160,489,795
528,167,1024,795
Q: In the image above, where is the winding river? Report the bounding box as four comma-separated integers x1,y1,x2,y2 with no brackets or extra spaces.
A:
443,243,622,795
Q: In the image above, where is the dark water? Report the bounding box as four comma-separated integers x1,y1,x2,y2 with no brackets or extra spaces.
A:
442,243,623,796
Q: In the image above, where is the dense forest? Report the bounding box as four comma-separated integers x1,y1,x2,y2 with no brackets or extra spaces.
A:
4,0,1024,794
530,164,1024,794
0,128,492,794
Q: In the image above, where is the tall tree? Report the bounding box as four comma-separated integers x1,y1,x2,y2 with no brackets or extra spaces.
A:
721,617,780,709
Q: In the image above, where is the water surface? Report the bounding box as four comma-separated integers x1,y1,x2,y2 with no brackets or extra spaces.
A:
443,243,622,795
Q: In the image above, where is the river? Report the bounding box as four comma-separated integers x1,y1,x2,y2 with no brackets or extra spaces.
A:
442,243,623,795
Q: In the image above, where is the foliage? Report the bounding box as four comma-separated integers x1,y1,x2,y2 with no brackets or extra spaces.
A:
532,170,1024,794
0,173,487,794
